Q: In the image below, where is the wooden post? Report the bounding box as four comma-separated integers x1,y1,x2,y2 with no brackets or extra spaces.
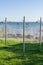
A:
5,17,7,47
23,16,25,56
39,17,42,50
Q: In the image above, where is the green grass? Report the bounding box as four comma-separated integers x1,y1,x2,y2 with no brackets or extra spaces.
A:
0,39,43,65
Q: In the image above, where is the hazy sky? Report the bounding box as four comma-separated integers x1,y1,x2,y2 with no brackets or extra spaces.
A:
0,0,43,21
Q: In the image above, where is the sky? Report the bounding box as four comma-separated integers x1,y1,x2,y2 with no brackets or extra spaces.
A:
0,0,43,21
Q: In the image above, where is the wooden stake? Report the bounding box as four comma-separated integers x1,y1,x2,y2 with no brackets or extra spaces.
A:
39,17,42,50
5,18,7,47
23,16,25,56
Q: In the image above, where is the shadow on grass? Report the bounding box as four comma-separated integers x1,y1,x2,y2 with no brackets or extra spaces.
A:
0,43,43,65
0,43,43,53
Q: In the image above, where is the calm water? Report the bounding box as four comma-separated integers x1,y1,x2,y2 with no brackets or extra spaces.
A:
0,22,43,36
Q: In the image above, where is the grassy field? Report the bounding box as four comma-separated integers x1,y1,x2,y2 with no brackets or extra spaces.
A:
0,39,43,65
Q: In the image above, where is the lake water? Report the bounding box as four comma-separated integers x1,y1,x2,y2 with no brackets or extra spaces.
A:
0,22,43,37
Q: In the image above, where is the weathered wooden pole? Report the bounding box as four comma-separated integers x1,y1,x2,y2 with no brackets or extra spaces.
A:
5,17,7,47
39,17,42,50
23,16,25,56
